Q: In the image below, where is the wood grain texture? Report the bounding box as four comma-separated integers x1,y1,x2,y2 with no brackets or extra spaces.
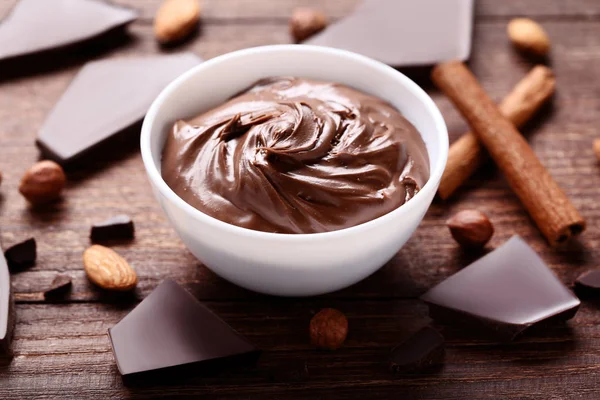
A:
0,0,600,398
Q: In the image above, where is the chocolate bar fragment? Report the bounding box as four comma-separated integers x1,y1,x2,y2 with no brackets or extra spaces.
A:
108,279,260,379
0,0,137,61
1,250,15,357
574,270,600,298
421,236,580,341
37,53,202,164
4,238,36,271
389,326,444,374
44,274,72,299
306,0,474,67
91,215,135,242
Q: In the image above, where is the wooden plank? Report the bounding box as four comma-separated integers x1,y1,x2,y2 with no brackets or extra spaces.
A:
0,301,599,398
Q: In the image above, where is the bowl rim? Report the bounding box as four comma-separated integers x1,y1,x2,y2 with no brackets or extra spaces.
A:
140,44,448,243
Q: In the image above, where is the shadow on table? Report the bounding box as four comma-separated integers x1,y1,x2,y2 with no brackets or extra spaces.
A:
0,29,135,84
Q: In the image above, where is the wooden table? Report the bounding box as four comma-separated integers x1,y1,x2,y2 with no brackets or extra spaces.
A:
1,0,599,398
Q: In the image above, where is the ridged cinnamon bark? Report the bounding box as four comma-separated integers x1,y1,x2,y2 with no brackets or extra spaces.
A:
432,62,585,246
438,66,556,200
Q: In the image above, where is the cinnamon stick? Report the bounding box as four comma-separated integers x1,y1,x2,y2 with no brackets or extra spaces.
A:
432,62,585,246
438,66,556,200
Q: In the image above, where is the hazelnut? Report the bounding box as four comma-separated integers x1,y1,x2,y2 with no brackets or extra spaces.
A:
289,8,328,43
447,210,494,248
154,0,202,44
309,308,348,350
594,139,600,161
507,18,550,56
19,160,66,205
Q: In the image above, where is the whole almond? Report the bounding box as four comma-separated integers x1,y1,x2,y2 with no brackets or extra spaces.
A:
594,139,600,161
19,160,66,205
447,210,494,248
289,8,328,43
507,18,550,56
309,308,348,350
83,245,137,291
154,0,201,44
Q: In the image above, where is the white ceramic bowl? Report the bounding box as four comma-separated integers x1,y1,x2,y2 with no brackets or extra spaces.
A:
141,45,448,296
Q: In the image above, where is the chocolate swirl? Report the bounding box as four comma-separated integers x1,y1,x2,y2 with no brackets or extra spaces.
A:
161,77,429,234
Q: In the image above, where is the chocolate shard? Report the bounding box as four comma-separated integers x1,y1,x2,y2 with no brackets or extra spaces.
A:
44,274,72,299
108,279,260,378
306,0,474,67
421,236,580,341
37,53,202,164
1,250,15,357
574,270,600,298
0,0,137,61
4,238,36,271
91,215,135,242
389,326,444,374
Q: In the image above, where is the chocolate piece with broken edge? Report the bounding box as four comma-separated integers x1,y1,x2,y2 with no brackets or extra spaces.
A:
421,236,580,341
37,53,202,165
91,215,135,242
44,274,72,299
306,0,474,67
1,249,15,357
574,270,600,298
4,238,36,271
108,279,260,380
389,326,445,374
0,0,137,62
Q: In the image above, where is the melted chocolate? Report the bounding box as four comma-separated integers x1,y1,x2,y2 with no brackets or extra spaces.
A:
162,77,429,234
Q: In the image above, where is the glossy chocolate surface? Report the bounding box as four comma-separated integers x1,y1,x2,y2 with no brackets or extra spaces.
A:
306,0,474,66
108,280,260,377
0,0,137,61
0,250,15,357
421,236,580,341
37,53,201,164
162,77,429,234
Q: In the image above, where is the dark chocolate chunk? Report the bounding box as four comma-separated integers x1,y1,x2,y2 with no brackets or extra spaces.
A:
421,236,580,341
108,279,260,378
1,250,15,357
389,326,444,374
574,270,600,298
306,0,474,66
0,0,137,61
4,238,36,271
37,53,202,164
44,274,72,299
91,215,135,242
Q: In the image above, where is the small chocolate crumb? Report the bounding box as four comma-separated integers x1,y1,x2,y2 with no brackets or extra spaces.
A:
389,326,445,374
44,274,72,299
574,270,600,298
91,215,135,242
4,238,36,271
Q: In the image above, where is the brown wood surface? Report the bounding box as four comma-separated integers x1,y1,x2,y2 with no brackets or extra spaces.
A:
0,0,599,398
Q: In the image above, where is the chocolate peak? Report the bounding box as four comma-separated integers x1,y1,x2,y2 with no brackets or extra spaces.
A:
421,236,580,341
108,279,260,377
0,0,137,61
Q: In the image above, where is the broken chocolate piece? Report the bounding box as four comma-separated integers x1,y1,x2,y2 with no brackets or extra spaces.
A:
37,53,202,164
421,236,580,341
1,250,15,357
91,215,135,242
574,270,600,298
389,326,444,374
4,238,36,271
306,0,474,66
44,274,72,299
0,0,137,61
108,279,260,378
